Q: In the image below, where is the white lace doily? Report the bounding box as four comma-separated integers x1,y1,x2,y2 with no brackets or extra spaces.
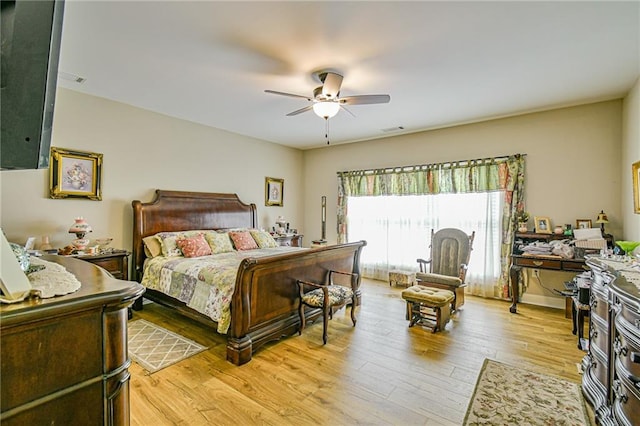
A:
620,270,640,291
27,257,82,298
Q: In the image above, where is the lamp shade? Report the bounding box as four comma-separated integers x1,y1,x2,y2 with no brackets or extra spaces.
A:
595,210,609,224
312,101,340,118
69,217,92,237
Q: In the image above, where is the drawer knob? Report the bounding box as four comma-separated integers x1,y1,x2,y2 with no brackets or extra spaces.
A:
532,261,544,267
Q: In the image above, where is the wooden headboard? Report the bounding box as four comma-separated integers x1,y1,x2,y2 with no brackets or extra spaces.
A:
131,190,257,281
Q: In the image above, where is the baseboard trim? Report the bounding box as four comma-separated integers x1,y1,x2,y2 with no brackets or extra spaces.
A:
520,293,565,310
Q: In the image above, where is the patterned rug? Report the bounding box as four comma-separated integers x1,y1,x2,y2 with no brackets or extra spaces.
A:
128,319,207,373
463,359,590,425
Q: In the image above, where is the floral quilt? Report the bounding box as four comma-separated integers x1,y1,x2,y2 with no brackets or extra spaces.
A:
141,247,304,334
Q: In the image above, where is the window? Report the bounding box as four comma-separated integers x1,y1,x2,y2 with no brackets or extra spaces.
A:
347,192,503,296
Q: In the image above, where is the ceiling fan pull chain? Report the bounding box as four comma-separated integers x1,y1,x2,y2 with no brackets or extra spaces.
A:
325,118,330,145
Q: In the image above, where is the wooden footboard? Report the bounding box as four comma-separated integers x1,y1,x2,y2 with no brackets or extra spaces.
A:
132,190,366,365
227,241,365,365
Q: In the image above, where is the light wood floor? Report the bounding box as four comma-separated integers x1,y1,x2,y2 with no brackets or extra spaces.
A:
129,279,586,426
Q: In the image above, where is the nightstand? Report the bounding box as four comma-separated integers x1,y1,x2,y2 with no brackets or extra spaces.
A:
75,250,130,280
273,234,303,247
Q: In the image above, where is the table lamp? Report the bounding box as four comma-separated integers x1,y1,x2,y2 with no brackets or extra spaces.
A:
69,217,92,250
595,210,609,234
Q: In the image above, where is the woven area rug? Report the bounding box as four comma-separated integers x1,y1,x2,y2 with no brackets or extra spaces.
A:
463,359,590,425
128,319,207,373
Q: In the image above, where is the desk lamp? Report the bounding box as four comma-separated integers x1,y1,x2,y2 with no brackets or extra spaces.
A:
595,210,613,248
595,210,608,234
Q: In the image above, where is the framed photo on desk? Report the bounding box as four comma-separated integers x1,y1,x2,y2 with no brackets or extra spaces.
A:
534,216,552,234
576,219,592,230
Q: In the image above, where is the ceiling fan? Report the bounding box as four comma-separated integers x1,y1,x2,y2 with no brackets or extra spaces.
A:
264,71,391,120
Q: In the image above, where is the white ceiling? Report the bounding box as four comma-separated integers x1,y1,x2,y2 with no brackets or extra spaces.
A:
57,1,640,149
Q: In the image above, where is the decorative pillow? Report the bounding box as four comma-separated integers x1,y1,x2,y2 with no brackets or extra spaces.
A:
205,231,235,254
155,230,202,256
142,235,163,258
176,234,212,258
229,231,259,251
249,229,278,248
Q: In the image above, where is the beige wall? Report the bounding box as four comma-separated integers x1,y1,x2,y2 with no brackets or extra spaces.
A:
0,89,304,251
0,89,630,309
622,77,640,241
302,100,623,307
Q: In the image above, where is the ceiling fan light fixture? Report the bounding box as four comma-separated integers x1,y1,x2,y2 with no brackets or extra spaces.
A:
313,101,340,119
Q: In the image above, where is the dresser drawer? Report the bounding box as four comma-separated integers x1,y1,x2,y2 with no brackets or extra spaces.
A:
586,350,610,393
1,310,103,412
76,251,129,280
591,294,609,325
612,376,640,426
590,322,610,359
513,257,561,269
613,327,640,385
91,257,122,275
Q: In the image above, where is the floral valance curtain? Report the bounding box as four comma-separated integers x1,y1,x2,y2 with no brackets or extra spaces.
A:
337,154,526,298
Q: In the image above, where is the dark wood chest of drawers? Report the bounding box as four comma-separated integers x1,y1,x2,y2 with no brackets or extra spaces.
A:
0,256,143,425
582,258,640,426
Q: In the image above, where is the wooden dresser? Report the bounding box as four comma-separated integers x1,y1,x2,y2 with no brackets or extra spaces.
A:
0,256,144,425
582,257,640,425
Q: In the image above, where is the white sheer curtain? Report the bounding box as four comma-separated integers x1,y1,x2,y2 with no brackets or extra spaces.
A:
346,192,503,297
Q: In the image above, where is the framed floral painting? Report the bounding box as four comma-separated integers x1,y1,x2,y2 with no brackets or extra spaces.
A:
49,147,102,200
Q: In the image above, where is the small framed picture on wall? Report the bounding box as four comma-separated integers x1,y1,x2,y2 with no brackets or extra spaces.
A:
265,177,284,207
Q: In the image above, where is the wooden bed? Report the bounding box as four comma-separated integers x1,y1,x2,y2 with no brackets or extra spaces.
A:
131,190,366,365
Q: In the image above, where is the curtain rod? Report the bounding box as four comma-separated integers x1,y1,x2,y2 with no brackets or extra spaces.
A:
337,153,526,176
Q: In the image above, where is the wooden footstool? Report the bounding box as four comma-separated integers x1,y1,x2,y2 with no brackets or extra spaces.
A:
401,285,455,332
389,270,416,288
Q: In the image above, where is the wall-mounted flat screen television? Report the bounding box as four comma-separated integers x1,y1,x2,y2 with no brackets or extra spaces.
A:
1,0,65,170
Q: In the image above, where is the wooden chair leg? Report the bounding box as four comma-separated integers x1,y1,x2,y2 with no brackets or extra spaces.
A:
298,302,305,335
322,307,330,345
350,295,357,326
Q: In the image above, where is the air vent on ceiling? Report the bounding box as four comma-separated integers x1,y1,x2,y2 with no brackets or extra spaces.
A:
381,126,405,133
58,71,86,84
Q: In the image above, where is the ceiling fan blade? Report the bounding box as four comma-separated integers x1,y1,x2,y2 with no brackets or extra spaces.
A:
339,94,391,105
321,72,343,99
340,105,356,117
265,89,313,101
286,105,313,116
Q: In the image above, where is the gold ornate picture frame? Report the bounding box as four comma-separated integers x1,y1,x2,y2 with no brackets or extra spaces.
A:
265,177,283,206
633,160,639,214
49,147,102,200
